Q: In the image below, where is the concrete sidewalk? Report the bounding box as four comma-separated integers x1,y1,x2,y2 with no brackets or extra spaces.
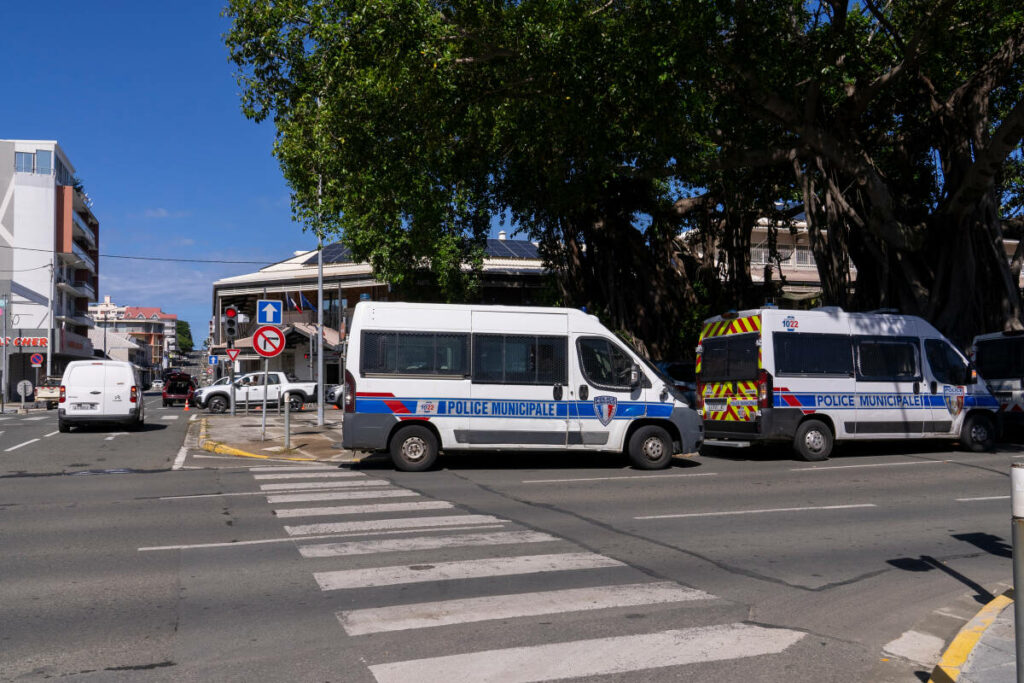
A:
931,589,1015,682
197,407,362,463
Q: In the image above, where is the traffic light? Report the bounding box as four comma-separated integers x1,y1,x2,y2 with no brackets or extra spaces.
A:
224,306,239,340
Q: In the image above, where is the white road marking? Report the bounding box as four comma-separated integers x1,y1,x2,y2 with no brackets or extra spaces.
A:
300,530,557,558
24,416,47,421
250,465,339,472
883,630,945,666
260,478,370,491
161,415,180,421
4,438,39,452
369,622,806,683
275,501,453,518
138,524,507,552
340,581,711,635
172,446,188,471
253,471,362,480
267,489,417,504
286,514,504,536
636,503,876,520
43,430,59,437
956,495,1010,502
522,472,717,484
315,552,622,591
790,461,945,471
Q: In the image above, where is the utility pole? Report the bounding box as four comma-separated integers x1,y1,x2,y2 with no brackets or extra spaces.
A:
1,294,7,412
46,259,54,378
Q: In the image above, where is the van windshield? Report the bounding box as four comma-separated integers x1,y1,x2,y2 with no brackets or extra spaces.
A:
976,337,1024,379
699,333,759,381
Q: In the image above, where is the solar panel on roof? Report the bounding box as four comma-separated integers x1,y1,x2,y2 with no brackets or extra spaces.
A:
304,243,353,265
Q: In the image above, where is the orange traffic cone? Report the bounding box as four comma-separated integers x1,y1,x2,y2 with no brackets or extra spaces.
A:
184,398,190,411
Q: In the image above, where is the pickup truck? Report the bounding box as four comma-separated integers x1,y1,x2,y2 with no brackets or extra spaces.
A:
198,371,318,414
35,376,62,409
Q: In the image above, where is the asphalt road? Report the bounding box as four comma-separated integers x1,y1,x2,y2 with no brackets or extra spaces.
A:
0,406,1016,681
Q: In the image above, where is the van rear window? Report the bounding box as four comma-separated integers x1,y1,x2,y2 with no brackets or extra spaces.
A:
975,338,1024,379
699,334,758,381
67,366,105,385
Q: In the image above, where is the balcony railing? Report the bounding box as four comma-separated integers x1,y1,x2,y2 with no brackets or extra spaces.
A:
72,212,97,249
71,241,96,273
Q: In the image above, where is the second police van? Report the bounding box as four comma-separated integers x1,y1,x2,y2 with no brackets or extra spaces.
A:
341,302,703,471
971,330,1024,428
696,307,1000,460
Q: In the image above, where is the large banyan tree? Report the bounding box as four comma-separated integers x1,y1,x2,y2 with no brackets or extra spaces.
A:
225,0,1024,355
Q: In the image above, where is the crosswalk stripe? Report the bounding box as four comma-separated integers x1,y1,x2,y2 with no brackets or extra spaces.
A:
254,472,366,481
286,514,503,537
261,479,378,491
300,530,557,559
368,623,806,683
340,581,712,635
275,501,453,518
25,416,47,421
250,465,340,472
160,415,180,420
314,552,621,591
267,489,418,504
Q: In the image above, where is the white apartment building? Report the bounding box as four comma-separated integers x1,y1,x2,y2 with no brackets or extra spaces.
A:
0,140,98,402
88,296,177,373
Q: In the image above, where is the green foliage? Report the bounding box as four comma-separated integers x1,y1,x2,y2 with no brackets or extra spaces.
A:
176,320,194,354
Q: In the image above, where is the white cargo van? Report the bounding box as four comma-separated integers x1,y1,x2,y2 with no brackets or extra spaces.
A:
696,307,999,460
971,330,1024,427
59,360,145,432
341,302,703,471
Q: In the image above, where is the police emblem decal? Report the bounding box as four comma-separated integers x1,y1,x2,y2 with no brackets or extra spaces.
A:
943,386,965,417
594,395,618,426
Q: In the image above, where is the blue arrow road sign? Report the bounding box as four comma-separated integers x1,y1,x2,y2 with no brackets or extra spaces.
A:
208,355,219,366
257,299,283,326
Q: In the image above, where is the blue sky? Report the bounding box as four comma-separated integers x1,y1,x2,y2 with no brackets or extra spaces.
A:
0,3,330,347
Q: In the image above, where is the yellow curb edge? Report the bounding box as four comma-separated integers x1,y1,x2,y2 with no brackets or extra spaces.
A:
928,588,1014,683
197,418,317,462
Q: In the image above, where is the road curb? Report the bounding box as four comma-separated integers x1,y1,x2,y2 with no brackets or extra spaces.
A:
197,418,317,462
928,588,1014,683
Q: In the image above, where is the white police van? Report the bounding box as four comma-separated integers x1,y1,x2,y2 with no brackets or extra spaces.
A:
696,307,999,460
341,302,703,471
971,330,1024,428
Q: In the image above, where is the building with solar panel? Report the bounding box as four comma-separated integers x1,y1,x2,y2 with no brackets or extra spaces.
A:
208,232,549,383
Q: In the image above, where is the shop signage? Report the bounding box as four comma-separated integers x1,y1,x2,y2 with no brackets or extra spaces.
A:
0,337,49,347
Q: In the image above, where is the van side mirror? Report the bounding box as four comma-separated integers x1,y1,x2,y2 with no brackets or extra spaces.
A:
629,364,641,388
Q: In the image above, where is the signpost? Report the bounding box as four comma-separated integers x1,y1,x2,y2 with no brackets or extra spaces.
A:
30,353,44,368
226,347,241,416
252,325,285,439
1,295,6,413
208,355,218,366
17,379,32,412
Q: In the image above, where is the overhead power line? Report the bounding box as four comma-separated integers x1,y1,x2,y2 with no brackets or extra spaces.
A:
0,243,273,265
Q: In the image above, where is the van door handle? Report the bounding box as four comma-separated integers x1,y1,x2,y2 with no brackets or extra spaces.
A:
930,381,938,394
89,391,101,395
913,382,920,394
579,385,589,400
553,384,563,401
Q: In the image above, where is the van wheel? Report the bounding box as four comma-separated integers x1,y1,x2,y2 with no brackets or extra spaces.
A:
794,419,832,461
628,426,673,469
390,426,438,472
208,396,227,414
961,413,995,452
58,420,70,433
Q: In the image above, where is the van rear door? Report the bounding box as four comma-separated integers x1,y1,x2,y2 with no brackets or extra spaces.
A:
103,364,133,416
64,363,106,416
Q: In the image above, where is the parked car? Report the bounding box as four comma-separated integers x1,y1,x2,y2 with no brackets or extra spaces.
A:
35,376,63,409
58,360,145,432
655,361,697,407
162,372,196,407
152,379,164,390
326,384,345,409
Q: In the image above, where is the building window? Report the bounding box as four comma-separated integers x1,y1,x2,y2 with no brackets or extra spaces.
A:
35,150,52,175
15,152,34,173
795,247,815,266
